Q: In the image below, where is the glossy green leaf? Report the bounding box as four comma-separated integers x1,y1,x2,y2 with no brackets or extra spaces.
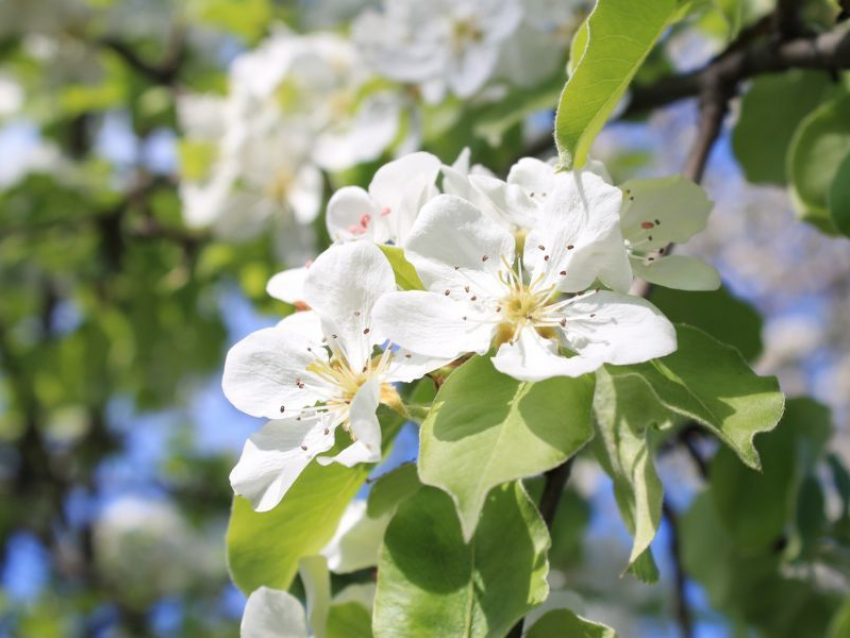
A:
419,355,595,540
732,70,832,185
788,91,850,233
555,0,682,168
609,324,784,469
828,151,850,237
373,482,549,638
227,460,371,594
377,245,425,291
593,368,669,578
710,398,831,551
649,286,763,360
525,608,617,638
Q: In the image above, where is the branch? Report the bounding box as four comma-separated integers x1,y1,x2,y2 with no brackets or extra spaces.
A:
663,501,694,638
97,28,186,86
627,24,850,115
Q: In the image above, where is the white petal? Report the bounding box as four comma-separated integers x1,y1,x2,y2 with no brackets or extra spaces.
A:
405,194,514,299
368,152,441,216
448,42,500,98
386,349,453,383
451,147,472,175
303,243,396,370
523,170,632,292
326,186,381,243
321,500,390,574
241,587,309,638
267,267,309,305
468,174,537,229
493,327,602,382
560,291,677,366
276,310,324,342
230,416,336,512
372,291,494,360
507,157,557,200
318,379,382,467
620,175,712,250
289,163,323,225
631,254,721,291
222,327,325,420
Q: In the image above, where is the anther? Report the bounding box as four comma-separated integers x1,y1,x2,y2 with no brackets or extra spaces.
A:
405,353,412,358
471,295,477,301
481,255,489,262
280,405,285,413
354,311,360,316
324,428,330,435
538,244,545,251
567,244,574,250
300,445,308,451
560,318,566,327
559,270,566,276
462,316,467,321
544,255,549,262
363,328,370,335
655,219,661,225
464,285,470,293
590,313,596,318
641,221,654,230
445,289,450,296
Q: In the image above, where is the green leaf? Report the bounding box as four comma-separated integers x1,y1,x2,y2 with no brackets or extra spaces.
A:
828,598,850,638
732,70,832,185
194,0,273,42
788,91,850,233
227,460,371,594
327,602,373,638
299,556,331,638
609,324,784,469
554,0,682,168
593,368,668,578
419,355,595,540
828,152,850,237
649,286,763,361
377,245,425,291
373,482,549,638
710,398,831,551
367,463,421,519
525,609,617,638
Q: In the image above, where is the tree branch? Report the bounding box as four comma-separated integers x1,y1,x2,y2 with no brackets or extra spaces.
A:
627,23,850,115
663,501,694,638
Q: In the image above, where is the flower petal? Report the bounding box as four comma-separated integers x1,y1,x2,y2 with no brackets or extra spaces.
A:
368,152,441,216
230,415,336,512
290,163,323,225
276,310,324,342
620,175,712,250
523,170,632,292
222,327,325,419
385,349,453,383
405,194,514,299
267,266,309,305
560,291,677,366
631,254,721,291
321,500,389,574
373,290,494,360
493,326,602,381
326,186,381,243
241,587,309,638
303,242,396,370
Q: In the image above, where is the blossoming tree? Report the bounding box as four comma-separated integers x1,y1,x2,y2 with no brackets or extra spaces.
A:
3,0,850,635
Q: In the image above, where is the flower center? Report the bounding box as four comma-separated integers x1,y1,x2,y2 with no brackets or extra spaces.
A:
451,18,484,51
493,258,559,346
266,168,294,203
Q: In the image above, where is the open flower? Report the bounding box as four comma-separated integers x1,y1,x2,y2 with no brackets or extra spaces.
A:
373,177,676,382
326,152,441,245
353,0,523,103
620,175,720,290
223,242,441,511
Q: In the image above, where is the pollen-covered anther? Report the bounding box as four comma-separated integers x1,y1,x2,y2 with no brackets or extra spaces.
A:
567,244,574,250
641,221,655,230
444,289,450,296
363,328,370,335
559,270,567,276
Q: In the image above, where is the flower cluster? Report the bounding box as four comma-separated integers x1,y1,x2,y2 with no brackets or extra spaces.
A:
177,0,591,255
222,150,718,512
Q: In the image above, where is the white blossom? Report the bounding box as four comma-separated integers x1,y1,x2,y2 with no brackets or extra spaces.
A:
373,173,676,382
353,0,523,103
223,242,444,511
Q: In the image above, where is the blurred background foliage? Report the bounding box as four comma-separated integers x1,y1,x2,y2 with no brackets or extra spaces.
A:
0,0,850,636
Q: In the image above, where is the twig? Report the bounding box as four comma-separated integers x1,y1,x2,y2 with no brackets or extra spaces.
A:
663,501,694,638
774,0,804,40
626,23,850,115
